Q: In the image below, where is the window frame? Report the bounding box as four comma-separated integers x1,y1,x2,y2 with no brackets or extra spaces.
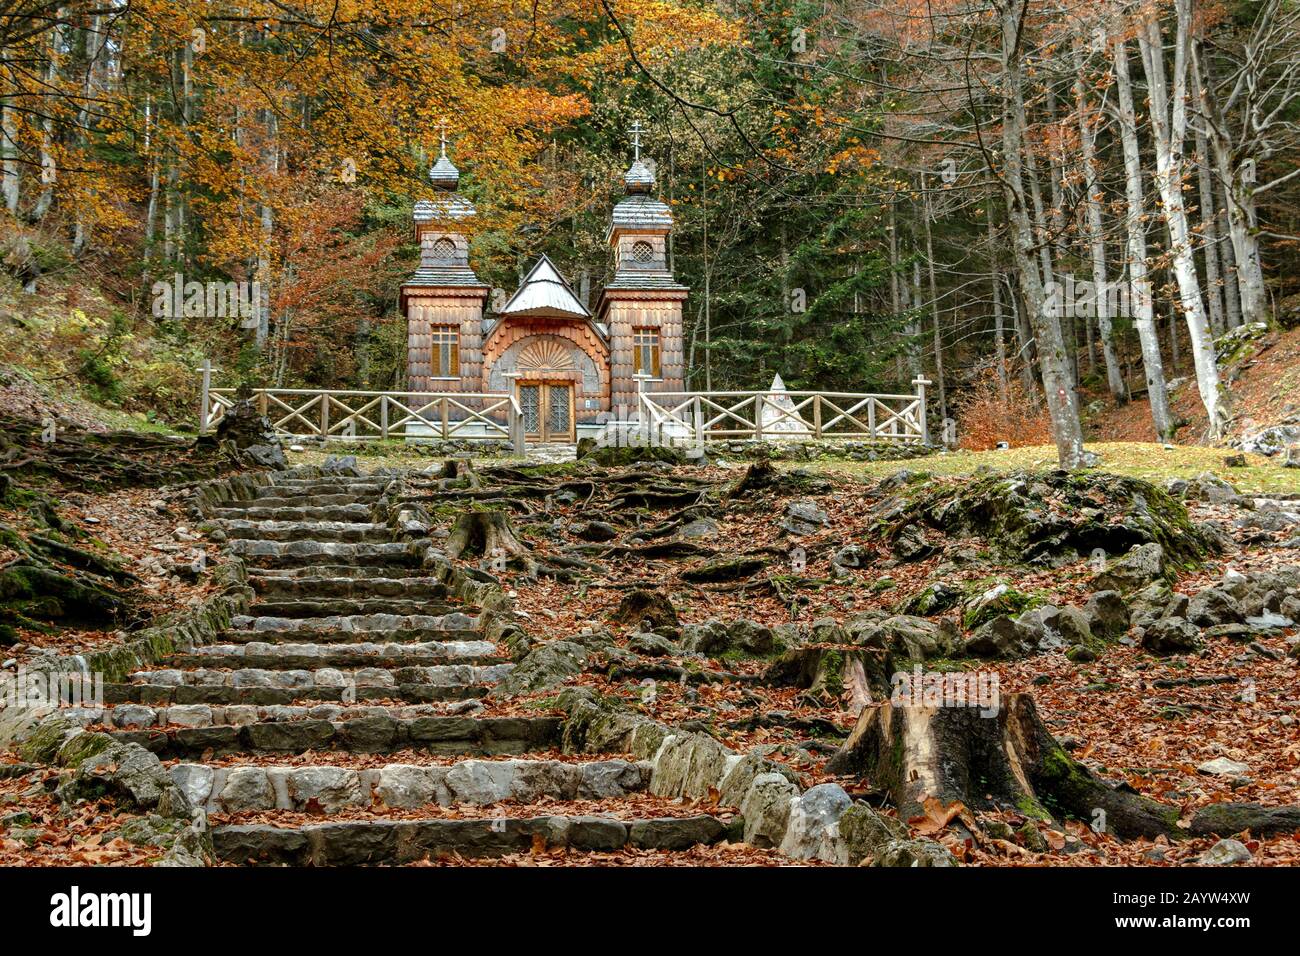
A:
430,324,460,379
632,326,662,379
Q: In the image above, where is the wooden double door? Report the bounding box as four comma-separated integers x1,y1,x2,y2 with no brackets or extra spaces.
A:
519,381,574,442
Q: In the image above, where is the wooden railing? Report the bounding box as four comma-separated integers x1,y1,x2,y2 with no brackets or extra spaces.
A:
201,385,524,451
637,379,931,444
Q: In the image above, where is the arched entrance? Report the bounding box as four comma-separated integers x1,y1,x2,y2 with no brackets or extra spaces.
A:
486,333,604,442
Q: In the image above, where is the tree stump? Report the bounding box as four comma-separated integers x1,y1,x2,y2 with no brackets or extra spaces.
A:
444,510,529,561
826,692,1180,839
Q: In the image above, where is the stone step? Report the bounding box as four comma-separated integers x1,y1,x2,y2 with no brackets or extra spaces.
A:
261,478,392,492
228,612,480,643
249,575,451,600
105,680,493,707
72,699,476,729
248,566,442,582
212,520,393,543
247,597,461,618
113,715,565,758
170,640,503,669
226,541,424,569
175,757,649,815
125,661,508,693
237,493,367,509
213,814,725,865
214,503,378,523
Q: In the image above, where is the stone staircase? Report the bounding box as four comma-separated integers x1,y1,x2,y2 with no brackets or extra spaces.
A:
94,470,727,865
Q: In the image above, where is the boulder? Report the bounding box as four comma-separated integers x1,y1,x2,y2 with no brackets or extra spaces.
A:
781,500,828,536
288,767,364,812
1187,587,1246,627
853,615,959,662
739,772,800,848
1198,838,1252,866
778,783,852,862
649,733,730,800
872,838,957,867
1091,543,1166,593
1140,617,1202,655
839,803,910,865
375,765,450,808
1082,591,1130,640
59,742,192,817
965,615,1037,659
490,640,588,697
627,633,680,657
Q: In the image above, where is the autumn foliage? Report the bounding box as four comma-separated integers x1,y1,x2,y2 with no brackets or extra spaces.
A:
955,364,1052,451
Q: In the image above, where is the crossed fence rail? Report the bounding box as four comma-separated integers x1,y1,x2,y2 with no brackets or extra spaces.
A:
197,365,931,451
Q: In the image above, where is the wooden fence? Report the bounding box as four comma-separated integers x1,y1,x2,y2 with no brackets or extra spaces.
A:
636,378,930,444
201,386,525,451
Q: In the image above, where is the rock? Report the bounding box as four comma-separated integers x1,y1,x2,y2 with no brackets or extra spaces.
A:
217,767,274,812
627,633,680,657
169,764,215,808
1129,582,1178,630
679,620,730,655
680,556,767,583
59,742,191,817
1223,454,1247,468
491,640,588,697
649,733,730,800
872,838,957,867
288,767,364,812
1092,543,1165,593
739,772,800,848
1018,604,1093,649
1187,587,1246,627
1065,644,1097,663
577,760,646,799
611,589,679,631
778,783,852,862
1198,838,1252,865
572,520,618,542
729,619,777,655
677,518,719,539
853,614,959,661
376,765,450,809
717,752,796,807
965,615,1037,659
898,581,964,617
839,803,909,865
781,500,828,536
1082,590,1130,640
1197,757,1250,777
1182,472,1240,505
892,524,936,561
1140,616,1202,655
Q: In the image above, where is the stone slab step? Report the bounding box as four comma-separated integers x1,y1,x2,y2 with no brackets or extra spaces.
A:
213,814,725,864
113,715,564,758
230,612,480,636
64,699,468,730
248,597,459,618
236,493,366,509
214,504,378,523
106,680,492,707
170,640,503,669
249,575,451,600
212,520,392,543
259,478,391,494
175,758,649,814
226,540,423,569
249,598,462,621
128,661,509,691
248,566,443,581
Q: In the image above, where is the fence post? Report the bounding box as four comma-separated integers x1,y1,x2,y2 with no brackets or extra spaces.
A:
197,359,213,434
380,396,389,440
440,398,449,439
813,394,822,438
868,398,877,439
319,392,330,439
912,377,931,444
693,395,704,447
754,394,764,441
257,391,268,417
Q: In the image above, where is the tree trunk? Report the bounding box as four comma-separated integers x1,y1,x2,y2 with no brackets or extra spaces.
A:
1,101,18,214
998,2,1084,468
1113,34,1175,441
1074,34,1126,400
826,693,1180,840
445,510,530,561
1138,3,1231,438
921,188,948,424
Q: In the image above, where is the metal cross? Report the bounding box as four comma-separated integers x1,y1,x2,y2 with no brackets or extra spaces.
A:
436,118,449,158
628,120,643,161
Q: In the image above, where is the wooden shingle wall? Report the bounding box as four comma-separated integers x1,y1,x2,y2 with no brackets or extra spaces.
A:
604,290,687,410
406,289,487,406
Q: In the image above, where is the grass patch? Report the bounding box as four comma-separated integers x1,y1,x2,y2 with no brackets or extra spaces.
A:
796,441,1300,495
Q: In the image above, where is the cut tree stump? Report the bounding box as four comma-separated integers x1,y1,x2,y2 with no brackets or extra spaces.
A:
826,692,1180,839
444,510,529,561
